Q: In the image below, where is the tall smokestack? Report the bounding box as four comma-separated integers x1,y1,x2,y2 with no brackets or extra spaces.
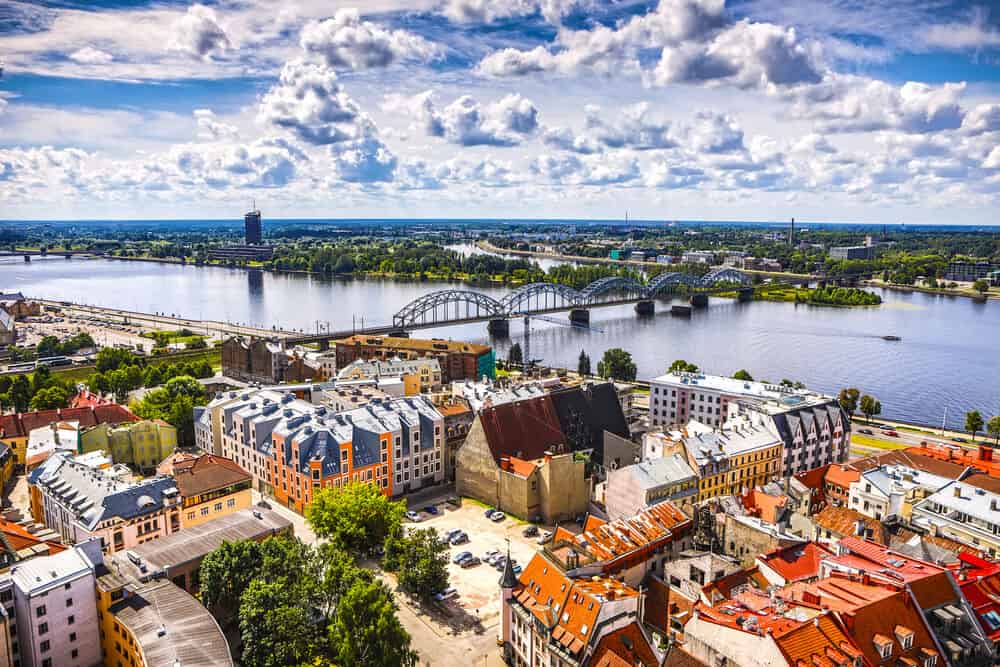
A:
789,218,795,246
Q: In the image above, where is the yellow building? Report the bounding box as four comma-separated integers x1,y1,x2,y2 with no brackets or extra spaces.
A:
159,454,254,528
80,419,177,473
0,443,13,491
0,404,137,469
670,423,783,502
335,357,443,395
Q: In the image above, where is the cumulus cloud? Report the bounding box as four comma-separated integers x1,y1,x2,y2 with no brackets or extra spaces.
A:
168,4,231,60
984,146,1000,170
541,103,676,154
388,91,539,146
791,77,966,134
258,59,368,145
531,153,640,185
68,47,113,65
194,109,239,141
678,111,744,153
331,134,398,183
644,162,707,189
441,0,587,25
300,9,441,70
961,104,1000,136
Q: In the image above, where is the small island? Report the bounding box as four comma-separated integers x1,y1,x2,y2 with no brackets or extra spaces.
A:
749,284,883,307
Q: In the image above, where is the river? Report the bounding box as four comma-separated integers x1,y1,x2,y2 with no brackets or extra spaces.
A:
4,255,998,430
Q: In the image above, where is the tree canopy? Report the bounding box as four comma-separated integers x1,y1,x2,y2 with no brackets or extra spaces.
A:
305,483,405,554
598,348,637,381
668,359,699,373
967,410,985,440
859,394,882,423
838,388,860,414
383,528,449,603
732,369,753,381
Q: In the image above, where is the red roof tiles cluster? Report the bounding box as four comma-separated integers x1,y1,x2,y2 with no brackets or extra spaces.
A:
590,622,660,667
478,395,566,462
0,404,138,439
757,542,833,584
950,552,1000,641
69,389,115,409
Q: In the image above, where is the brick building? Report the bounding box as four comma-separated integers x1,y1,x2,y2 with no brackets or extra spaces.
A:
332,334,495,383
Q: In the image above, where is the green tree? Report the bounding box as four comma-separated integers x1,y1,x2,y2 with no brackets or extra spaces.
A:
966,410,985,442
598,348,637,381
199,539,262,625
508,342,523,367
577,350,591,376
240,579,319,667
8,375,31,412
859,394,882,423
988,416,1000,446
838,388,860,415
306,483,405,554
973,278,990,294
30,365,53,395
36,335,61,357
29,385,71,411
95,347,140,372
668,359,699,373
383,528,449,603
327,579,418,667
732,369,754,381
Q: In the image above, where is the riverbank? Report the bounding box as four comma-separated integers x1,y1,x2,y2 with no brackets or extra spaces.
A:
864,278,999,301
477,240,813,280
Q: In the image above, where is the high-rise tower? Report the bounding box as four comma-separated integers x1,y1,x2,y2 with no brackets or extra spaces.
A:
244,201,262,245
789,217,795,246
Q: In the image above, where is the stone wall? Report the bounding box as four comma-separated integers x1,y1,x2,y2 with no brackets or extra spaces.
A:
455,417,500,507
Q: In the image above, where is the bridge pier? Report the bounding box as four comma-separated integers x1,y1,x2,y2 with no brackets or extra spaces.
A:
689,294,709,308
635,299,655,315
317,339,330,351
24,255,30,262
487,318,510,337
387,329,409,338
569,308,590,325
737,288,754,303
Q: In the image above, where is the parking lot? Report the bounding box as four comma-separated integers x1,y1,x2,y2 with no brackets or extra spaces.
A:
405,499,550,631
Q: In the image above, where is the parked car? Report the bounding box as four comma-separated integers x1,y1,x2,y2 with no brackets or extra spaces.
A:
955,437,968,443
449,532,469,546
494,556,507,571
522,525,539,537
423,505,440,516
858,428,873,435
484,508,497,518
490,511,506,522
434,587,459,602
537,530,553,544
885,430,899,437
511,564,523,575
452,551,473,564
405,510,421,522
486,553,502,566
443,528,464,541
460,556,481,568
484,549,501,561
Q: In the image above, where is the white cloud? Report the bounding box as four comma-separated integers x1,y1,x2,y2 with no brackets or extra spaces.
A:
194,109,239,141
531,153,640,185
922,6,1000,51
168,4,231,60
68,47,114,65
961,103,1000,136
441,0,587,25
388,92,539,146
257,59,368,145
300,9,441,70
985,146,1000,170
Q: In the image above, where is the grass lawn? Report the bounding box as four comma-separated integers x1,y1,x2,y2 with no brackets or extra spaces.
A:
851,433,907,450
46,348,222,384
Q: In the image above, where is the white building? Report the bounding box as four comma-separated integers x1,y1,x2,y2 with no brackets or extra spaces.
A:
911,478,1000,558
11,539,102,667
681,250,716,264
451,379,545,414
847,463,953,521
648,373,849,475
605,454,698,520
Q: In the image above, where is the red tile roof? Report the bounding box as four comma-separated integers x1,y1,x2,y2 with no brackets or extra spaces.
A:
757,542,833,584
701,566,770,604
772,611,863,667
824,464,860,490
663,646,708,667
951,553,1000,641
0,518,66,558
503,456,538,478
812,505,888,545
0,404,137,439
69,389,114,409
742,488,789,523
590,622,659,667
168,454,251,498
478,394,566,463
904,444,1000,477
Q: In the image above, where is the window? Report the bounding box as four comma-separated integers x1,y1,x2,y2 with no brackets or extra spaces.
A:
227,498,236,508
38,623,48,635
39,640,50,653
201,507,210,516
36,605,46,618
42,660,51,667
875,639,892,659
214,502,223,512
67,615,75,625
924,655,937,667
69,632,76,643
65,598,73,607
71,649,78,659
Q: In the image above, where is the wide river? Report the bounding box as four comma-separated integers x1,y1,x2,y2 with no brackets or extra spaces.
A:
4,255,998,430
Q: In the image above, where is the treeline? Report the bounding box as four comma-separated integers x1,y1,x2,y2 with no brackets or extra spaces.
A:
800,286,882,306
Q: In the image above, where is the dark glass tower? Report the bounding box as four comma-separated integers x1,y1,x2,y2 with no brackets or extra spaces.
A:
244,205,262,245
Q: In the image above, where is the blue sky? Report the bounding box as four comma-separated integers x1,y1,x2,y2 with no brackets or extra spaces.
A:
0,0,998,223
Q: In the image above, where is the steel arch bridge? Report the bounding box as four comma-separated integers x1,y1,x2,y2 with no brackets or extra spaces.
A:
392,290,504,328
390,268,751,329
499,282,582,313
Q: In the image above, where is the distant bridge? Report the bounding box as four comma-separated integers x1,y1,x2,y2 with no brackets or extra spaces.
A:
0,249,106,259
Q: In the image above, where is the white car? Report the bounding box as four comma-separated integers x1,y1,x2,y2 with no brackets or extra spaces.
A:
537,530,553,544
489,511,506,522
434,587,459,602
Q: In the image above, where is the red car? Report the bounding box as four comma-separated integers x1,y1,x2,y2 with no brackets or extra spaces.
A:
885,430,899,437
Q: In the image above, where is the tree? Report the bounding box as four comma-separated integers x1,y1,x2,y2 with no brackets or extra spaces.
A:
87,372,109,396
383,528,449,603
838,388,860,414
30,365,53,395
732,369,754,381
966,410,985,442
598,348,637,382
199,539,263,625
131,375,206,446
973,278,990,294
95,347,140,373
327,579,418,667
859,394,882,423
668,359,699,373
29,385,70,411
577,350,591,376
508,342,523,367
988,416,1000,446
305,483,405,554
8,375,30,413
240,579,319,667
36,335,61,357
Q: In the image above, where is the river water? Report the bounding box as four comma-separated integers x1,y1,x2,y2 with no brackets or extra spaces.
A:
4,255,998,430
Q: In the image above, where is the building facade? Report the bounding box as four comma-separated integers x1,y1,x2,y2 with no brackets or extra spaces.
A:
79,419,177,474
333,335,495,383
0,405,138,469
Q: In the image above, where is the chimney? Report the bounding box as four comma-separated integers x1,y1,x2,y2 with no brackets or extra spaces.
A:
544,451,553,464
980,445,993,462
500,457,511,472
954,486,963,499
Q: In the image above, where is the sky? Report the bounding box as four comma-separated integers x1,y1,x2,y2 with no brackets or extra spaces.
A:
0,0,999,224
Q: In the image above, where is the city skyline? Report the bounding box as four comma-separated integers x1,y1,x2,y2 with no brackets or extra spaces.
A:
1,0,999,223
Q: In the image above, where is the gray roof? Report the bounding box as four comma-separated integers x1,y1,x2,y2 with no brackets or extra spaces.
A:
34,452,179,530
618,454,696,489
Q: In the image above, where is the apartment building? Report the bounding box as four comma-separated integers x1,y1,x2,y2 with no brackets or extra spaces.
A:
912,476,1000,558
200,388,445,512
0,404,137,469
29,452,182,554
336,357,443,394
604,454,698,520
848,462,953,521
79,419,177,474
649,372,850,475
333,334,495,383
158,453,253,528
10,539,102,667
